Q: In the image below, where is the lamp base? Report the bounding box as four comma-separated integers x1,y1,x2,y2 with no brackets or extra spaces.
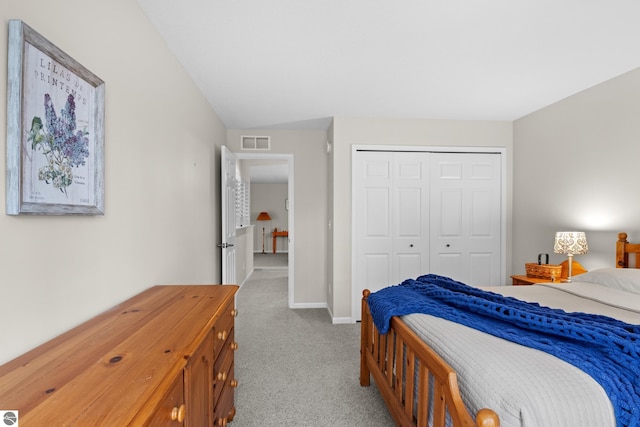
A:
565,254,574,283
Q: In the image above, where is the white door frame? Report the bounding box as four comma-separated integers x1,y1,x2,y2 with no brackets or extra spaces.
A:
351,144,507,322
235,152,295,308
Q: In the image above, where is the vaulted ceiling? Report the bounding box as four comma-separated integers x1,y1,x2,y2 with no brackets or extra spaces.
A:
137,0,640,130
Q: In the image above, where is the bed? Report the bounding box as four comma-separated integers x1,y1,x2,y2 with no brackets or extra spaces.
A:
360,232,640,427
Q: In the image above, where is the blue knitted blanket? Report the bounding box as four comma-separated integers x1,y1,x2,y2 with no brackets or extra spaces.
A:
367,274,640,427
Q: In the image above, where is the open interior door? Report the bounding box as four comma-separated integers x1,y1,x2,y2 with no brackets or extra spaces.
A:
220,146,236,284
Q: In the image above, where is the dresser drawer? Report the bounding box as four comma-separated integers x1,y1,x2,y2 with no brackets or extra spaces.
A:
146,374,185,426
213,364,236,426
213,329,234,403
214,300,236,359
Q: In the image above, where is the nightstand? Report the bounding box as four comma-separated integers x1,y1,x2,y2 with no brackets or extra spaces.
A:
510,275,557,286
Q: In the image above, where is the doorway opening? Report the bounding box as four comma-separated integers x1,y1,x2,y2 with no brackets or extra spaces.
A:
236,153,294,307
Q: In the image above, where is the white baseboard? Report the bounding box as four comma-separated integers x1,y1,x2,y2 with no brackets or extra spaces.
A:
326,304,356,324
290,304,353,324
237,268,254,290
290,302,327,309
331,317,353,324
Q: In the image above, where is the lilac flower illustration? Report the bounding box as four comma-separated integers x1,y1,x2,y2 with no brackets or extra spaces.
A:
27,94,89,195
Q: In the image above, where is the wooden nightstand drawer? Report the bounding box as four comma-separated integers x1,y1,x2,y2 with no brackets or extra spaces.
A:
510,275,555,285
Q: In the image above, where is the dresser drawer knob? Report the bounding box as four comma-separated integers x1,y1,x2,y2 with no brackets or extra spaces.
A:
216,417,228,426
231,308,238,317
171,404,186,422
217,330,227,341
231,341,239,351
230,379,238,388
217,371,227,381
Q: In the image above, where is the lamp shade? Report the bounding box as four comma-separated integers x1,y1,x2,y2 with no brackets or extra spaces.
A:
553,231,588,255
256,211,271,221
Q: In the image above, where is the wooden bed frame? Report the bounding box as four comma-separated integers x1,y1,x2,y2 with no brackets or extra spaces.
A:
361,231,640,427
360,290,499,427
616,232,640,268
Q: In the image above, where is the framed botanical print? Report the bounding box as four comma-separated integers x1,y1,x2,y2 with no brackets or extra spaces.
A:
6,20,105,215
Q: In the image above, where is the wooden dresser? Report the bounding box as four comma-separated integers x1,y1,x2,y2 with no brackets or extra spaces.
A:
0,285,238,426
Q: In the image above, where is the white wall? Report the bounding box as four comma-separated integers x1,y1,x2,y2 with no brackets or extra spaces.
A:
235,225,254,284
0,0,225,364
330,117,514,320
513,67,640,272
226,129,328,305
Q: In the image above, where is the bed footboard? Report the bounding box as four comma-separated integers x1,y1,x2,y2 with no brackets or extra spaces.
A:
360,290,500,427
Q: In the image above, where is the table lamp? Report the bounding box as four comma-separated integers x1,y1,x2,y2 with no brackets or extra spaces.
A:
553,231,588,282
256,211,271,254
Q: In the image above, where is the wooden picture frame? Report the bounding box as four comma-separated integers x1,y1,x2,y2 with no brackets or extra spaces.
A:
6,20,105,215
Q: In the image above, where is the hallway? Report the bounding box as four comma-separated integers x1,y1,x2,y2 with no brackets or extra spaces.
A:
233,269,393,426
253,253,288,269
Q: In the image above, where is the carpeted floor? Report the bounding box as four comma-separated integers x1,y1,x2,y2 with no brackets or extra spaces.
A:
233,269,394,426
253,253,288,269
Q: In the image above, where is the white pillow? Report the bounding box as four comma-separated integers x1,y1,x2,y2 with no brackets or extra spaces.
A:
576,268,640,294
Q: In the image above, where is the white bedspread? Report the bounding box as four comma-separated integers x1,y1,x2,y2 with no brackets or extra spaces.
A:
401,281,640,427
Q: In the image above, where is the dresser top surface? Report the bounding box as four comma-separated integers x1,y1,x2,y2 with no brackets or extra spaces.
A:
0,284,238,424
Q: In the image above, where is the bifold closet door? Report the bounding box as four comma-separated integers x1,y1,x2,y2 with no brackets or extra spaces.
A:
353,149,503,319
429,152,501,286
353,151,429,320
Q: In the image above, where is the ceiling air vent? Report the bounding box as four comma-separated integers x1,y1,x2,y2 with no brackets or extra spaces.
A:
241,136,270,150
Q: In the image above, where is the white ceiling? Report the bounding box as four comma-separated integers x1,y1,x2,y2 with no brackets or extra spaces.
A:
244,160,288,184
137,0,640,131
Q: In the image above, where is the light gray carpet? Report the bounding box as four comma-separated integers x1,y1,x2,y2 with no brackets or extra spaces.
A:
253,253,288,269
233,269,394,426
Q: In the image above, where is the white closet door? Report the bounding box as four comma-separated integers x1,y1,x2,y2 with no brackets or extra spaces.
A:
354,152,393,303
392,152,430,283
353,151,430,320
429,152,501,286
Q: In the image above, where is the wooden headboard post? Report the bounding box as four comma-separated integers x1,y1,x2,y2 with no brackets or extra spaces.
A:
616,231,640,268
360,289,372,387
617,232,629,268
